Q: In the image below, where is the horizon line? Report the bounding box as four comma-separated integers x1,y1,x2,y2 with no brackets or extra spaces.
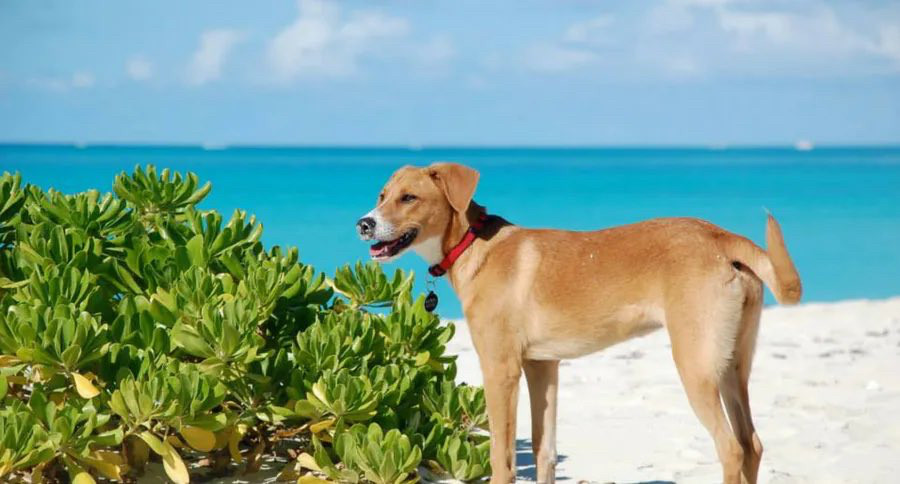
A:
2,141,900,151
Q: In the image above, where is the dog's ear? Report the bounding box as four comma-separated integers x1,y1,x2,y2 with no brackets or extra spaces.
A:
427,162,480,214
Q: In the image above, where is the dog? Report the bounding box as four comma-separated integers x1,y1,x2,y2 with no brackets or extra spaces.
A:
357,162,802,484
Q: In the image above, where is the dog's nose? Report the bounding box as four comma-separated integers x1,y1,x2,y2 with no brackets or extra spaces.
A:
357,217,376,238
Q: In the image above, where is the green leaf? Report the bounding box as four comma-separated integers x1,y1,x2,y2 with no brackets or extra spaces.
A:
91,428,125,447
0,168,492,483
185,233,208,267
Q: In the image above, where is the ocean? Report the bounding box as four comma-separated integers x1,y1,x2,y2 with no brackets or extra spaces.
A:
2,144,899,318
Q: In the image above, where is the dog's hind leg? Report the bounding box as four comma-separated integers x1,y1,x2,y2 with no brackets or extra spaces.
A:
667,284,746,484
721,367,763,484
673,355,744,484
720,277,765,484
524,359,559,484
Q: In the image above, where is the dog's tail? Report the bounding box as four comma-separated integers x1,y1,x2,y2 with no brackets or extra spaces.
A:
725,214,802,305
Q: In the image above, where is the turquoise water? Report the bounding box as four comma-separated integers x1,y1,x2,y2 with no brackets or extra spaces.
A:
2,144,899,318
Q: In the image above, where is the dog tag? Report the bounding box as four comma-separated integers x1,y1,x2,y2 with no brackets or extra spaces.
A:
424,291,439,312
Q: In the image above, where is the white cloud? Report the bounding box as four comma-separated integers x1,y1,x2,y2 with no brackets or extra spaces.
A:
638,0,900,77
523,44,597,73
27,71,95,91
717,8,858,53
563,16,613,44
712,5,900,69
71,71,94,88
877,25,900,63
514,0,899,79
187,29,244,86
407,35,457,78
645,3,695,35
126,56,153,81
523,15,612,73
415,35,456,66
660,54,701,77
464,74,489,90
26,77,68,91
671,0,737,6
266,0,409,81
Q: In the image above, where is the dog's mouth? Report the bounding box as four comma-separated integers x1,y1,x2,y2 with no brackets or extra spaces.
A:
369,228,418,260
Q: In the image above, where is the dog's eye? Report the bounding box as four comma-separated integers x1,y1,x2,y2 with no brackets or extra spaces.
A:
400,194,417,203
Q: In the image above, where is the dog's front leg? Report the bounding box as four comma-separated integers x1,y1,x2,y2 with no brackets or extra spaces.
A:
523,359,559,484
481,350,522,483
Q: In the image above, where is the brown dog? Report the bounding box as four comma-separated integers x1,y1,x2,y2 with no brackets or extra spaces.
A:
357,162,802,484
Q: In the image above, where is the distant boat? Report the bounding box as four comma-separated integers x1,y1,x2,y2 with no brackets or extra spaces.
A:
794,139,814,151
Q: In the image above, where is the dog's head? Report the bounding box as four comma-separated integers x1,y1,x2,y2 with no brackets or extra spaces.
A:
357,162,480,263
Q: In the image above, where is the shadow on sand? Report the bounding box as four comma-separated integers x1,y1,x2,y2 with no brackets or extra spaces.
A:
515,439,674,484
515,439,569,481
621,481,676,484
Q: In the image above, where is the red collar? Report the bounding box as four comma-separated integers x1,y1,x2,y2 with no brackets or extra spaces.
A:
428,211,489,277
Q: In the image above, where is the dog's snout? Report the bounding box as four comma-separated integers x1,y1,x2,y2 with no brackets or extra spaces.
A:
357,216,376,238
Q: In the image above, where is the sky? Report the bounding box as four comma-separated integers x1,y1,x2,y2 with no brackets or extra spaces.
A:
1,0,899,146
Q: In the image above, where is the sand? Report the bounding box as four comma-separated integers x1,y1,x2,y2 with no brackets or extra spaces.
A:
446,297,900,483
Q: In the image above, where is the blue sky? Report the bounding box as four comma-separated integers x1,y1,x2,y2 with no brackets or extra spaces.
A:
1,0,899,146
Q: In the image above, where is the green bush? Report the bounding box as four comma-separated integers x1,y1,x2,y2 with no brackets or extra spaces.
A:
0,167,490,483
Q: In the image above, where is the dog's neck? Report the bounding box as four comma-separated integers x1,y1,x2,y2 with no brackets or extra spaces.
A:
412,202,486,269
439,201,495,291
441,201,484,255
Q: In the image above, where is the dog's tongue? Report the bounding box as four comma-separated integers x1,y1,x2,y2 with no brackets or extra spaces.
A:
369,238,400,257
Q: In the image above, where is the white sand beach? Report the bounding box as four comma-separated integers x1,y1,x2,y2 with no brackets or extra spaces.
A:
447,297,900,483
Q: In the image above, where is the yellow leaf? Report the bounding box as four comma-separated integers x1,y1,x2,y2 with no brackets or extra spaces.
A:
84,453,126,481
32,366,47,382
309,418,334,434
92,450,126,466
161,442,190,484
167,435,185,449
138,431,167,456
181,425,216,452
311,382,328,406
298,474,333,484
297,453,321,472
31,462,46,484
0,355,20,367
72,373,100,399
72,471,96,484
34,365,60,382
6,375,26,385
213,428,230,451
277,462,301,482
228,424,247,463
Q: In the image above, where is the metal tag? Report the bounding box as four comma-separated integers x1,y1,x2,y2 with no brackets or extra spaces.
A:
424,291,439,312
